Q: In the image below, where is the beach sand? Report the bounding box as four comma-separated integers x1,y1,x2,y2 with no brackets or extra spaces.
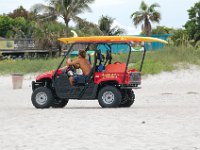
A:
0,67,200,150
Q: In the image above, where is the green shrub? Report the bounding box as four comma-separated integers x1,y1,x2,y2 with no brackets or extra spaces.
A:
0,46,200,75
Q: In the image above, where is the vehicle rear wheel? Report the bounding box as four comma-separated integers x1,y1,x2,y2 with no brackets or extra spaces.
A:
31,87,53,109
98,86,121,108
119,90,135,107
52,99,69,108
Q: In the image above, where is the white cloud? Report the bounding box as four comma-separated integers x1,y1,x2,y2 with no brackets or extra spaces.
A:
92,0,126,7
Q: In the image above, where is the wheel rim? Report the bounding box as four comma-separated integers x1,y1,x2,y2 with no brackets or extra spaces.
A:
36,92,48,105
102,91,115,104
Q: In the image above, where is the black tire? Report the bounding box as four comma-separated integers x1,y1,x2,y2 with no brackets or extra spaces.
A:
98,86,122,108
119,90,135,107
31,87,53,109
52,99,69,108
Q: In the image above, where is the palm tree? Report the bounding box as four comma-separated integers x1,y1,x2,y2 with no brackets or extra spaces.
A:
75,17,103,36
130,1,161,37
32,0,95,35
98,15,126,36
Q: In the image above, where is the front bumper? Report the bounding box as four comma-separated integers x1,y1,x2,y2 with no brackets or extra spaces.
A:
129,72,141,85
32,81,44,91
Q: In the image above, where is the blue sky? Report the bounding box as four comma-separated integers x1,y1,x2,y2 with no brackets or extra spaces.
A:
0,0,199,34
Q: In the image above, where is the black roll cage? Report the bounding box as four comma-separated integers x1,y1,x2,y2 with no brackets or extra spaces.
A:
53,42,147,84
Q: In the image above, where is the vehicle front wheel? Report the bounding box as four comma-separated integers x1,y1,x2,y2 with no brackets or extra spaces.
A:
119,90,135,107
52,99,69,108
31,87,53,109
98,86,122,108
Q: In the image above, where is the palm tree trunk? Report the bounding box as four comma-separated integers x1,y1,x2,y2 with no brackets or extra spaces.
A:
145,19,152,51
64,18,70,37
147,31,152,51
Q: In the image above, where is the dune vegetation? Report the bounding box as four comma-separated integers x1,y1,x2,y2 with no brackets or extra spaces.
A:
0,46,199,75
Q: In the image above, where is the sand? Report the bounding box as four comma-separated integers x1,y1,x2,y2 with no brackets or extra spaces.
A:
0,66,200,150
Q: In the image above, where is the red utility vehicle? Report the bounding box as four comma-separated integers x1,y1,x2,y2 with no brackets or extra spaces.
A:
31,36,167,108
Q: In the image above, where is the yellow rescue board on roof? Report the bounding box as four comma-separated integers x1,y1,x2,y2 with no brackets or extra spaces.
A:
58,36,168,44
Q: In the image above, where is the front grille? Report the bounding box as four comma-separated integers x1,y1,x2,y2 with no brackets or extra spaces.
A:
130,72,141,85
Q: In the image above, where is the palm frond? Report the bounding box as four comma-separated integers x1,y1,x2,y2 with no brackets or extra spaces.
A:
148,3,160,13
98,15,126,36
133,15,145,27
149,11,161,23
140,1,148,11
31,3,51,13
131,11,146,27
110,27,126,35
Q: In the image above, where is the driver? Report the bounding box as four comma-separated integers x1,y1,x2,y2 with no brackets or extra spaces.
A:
66,49,92,85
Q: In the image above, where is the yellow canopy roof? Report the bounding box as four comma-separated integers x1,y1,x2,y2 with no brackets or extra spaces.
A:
58,36,168,44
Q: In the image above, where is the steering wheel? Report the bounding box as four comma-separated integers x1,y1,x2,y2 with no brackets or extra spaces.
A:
65,65,76,77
